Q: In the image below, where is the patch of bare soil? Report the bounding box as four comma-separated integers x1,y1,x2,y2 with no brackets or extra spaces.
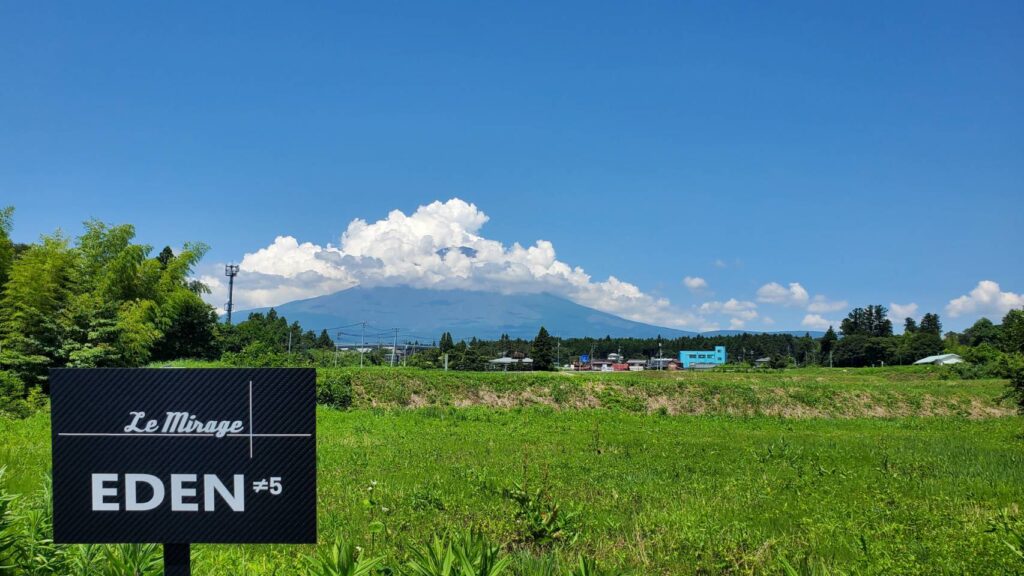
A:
378,382,1017,419
968,397,1015,419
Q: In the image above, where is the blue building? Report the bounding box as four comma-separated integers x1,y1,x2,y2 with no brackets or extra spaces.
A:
679,346,727,369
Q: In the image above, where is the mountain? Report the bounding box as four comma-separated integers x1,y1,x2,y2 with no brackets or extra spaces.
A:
237,286,698,341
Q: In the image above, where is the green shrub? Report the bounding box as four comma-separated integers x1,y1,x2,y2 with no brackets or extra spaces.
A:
318,372,355,409
405,531,512,576
502,482,579,547
1004,355,1024,413
307,536,383,576
0,371,40,419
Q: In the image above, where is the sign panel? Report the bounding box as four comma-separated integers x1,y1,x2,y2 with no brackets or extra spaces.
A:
50,368,316,544
580,354,590,364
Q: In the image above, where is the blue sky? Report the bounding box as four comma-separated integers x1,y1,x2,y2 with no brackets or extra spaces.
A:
1,1,1021,332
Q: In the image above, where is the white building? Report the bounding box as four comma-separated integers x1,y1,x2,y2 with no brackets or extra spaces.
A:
913,353,963,366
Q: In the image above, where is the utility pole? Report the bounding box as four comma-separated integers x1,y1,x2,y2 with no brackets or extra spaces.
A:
287,330,292,354
224,264,239,324
391,328,399,367
360,322,366,367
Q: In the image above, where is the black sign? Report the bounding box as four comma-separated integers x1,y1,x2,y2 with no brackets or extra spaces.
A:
50,368,316,544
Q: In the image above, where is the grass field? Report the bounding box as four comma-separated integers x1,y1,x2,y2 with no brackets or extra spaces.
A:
2,367,1023,574
164,363,1018,418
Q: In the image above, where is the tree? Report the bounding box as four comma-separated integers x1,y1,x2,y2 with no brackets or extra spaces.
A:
151,290,219,360
0,234,78,383
157,246,175,269
439,332,454,354
317,329,335,349
531,326,555,371
820,326,838,364
840,305,893,338
908,331,943,361
962,317,1000,347
1000,353,1024,414
919,313,942,336
903,318,918,334
1001,309,1024,355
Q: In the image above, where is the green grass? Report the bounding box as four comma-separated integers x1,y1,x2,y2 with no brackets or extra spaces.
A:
155,362,1017,417
3,404,1024,574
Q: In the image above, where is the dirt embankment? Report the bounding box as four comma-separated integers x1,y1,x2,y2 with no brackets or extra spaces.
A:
351,379,1017,418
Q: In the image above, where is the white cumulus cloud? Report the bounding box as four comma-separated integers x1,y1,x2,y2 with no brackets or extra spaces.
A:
801,314,837,331
203,199,723,330
757,282,810,306
807,295,848,313
683,276,708,292
946,281,1024,318
889,302,919,321
699,299,759,321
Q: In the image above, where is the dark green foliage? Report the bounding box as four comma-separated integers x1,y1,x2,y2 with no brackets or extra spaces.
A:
903,317,917,334
0,216,216,400
819,326,837,361
450,341,486,371
156,246,175,269
439,332,455,354
0,371,44,419
963,317,1000,347
219,308,293,355
221,341,291,367
840,305,893,337
832,335,897,367
318,373,354,409
1002,309,1024,355
919,312,942,336
531,327,555,371
151,290,219,361
907,331,943,360
1003,355,1024,413
318,329,335,349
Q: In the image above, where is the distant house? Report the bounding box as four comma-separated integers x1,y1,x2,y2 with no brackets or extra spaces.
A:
590,359,614,371
647,358,680,370
754,356,772,368
913,353,963,366
626,359,646,371
679,346,727,369
488,356,534,371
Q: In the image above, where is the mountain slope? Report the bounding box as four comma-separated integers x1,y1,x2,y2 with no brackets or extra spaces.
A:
238,286,697,340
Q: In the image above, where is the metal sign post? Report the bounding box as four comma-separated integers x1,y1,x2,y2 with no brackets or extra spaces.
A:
164,543,190,575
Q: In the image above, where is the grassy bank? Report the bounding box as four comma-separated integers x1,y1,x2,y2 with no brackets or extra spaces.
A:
160,362,1016,418
3,407,1023,574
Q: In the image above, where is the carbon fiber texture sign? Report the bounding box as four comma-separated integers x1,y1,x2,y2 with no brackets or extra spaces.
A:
50,368,317,544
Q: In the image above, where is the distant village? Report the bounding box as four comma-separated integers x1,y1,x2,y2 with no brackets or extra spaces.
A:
488,345,731,371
